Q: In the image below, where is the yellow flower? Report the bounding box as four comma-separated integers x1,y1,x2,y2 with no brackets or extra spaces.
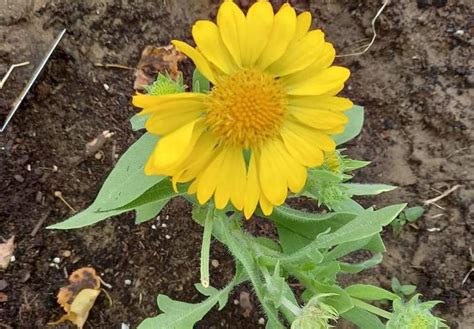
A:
133,0,352,219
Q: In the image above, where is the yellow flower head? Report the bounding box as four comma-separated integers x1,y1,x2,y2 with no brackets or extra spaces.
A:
133,0,352,219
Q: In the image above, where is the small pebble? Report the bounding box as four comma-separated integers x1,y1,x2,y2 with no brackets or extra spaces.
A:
165,234,171,240
53,257,61,264
161,223,167,228
14,174,24,183
26,164,31,171
103,83,110,91
124,279,132,285
62,250,72,258
36,191,43,203
211,259,219,268
151,225,157,230
94,152,103,160
165,215,169,220
233,299,239,305
10,256,15,262
52,165,58,172
258,318,265,325
454,30,464,37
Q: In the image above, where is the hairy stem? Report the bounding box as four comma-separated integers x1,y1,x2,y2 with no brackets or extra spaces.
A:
200,206,214,288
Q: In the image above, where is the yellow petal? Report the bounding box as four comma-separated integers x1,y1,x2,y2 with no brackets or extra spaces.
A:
259,194,274,216
281,42,336,87
286,66,351,96
145,119,204,175
256,3,297,69
286,119,336,152
214,147,246,210
172,40,217,84
273,139,307,193
259,140,288,205
294,12,312,41
229,149,247,211
196,147,225,205
241,0,274,67
323,125,345,135
172,133,218,188
217,0,246,66
145,107,204,135
192,20,236,74
288,95,353,112
267,29,325,76
133,92,207,114
243,151,260,219
280,123,325,167
290,106,349,129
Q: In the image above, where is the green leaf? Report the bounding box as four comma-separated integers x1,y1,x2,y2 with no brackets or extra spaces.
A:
342,183,397,196
404,206,425,222
333,105,364,145
138,282,234,329
271,205,342,223
346,284,400,301
341,307,385,329
107,179,177,212
329,199,365,214
194,284,228,310
312,281,353,313
135,199,169,224
192,69,210,93
400,285,417,296
343,158,371,171
340,254,383,273
130,113,148,131
48,133,163,229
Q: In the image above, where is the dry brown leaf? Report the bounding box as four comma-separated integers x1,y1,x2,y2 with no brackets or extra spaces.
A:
134,44,185,90
0,292,8,302
0,236,14,270
49,267,101,328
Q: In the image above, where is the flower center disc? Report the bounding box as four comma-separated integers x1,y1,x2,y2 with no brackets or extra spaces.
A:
206,69,287,148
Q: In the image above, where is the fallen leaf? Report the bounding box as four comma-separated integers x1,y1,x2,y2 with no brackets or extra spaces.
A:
49,267,101,328
0,236,14,270
134,44,185,90
0,292,8,302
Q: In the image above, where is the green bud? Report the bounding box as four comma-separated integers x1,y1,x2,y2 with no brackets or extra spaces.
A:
386,294,449,329
323,151,343,174
144,73,185,95
291,295,338,329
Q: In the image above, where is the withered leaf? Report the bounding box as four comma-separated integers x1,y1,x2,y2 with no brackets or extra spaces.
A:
49,267,101,328
134,44,185,90
0,236,14,270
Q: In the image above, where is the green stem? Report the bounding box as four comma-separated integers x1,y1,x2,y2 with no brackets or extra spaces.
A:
281,296,302,317
200,206,214,288
215,214,284,328
351,298,392,320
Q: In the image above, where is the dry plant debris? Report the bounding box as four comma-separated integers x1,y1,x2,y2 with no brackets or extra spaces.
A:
133,44,185,90
49,267,101,328
0,237,15,270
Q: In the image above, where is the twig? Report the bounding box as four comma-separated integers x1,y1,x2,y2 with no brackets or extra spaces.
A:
94,63,135,71
54,191,76,213
30,211,51,237
99,277,113,289
447,146,471,159
424,185,462,205
0,62,30,89
336,0,390,58
462,268,473,285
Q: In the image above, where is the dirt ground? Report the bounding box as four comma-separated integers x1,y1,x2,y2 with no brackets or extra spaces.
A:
1,0,472,328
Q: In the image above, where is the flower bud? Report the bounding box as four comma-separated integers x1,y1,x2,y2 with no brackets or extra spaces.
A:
386,294,448,329
291,295,338,329
144,73,185,95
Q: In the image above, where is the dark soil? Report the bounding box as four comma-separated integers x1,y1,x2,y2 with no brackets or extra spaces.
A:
1,0,473,328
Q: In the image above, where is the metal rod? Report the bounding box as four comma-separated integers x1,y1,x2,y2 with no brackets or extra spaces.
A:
1,29,66,132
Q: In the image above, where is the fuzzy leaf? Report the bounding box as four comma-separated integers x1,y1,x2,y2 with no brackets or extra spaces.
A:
130,114,148,131
346,284,400,301
342,307,385,329
192,69,210,93
404,206,425,222
135,199,169,224
333,105,364,145
339,254,383,273
342,183,397,196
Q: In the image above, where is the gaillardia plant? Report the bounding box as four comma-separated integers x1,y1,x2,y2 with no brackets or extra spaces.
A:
50,1,449,328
